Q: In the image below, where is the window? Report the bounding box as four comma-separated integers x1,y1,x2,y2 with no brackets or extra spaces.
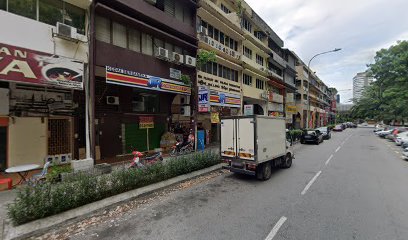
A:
243,74,252,86
8,0,36,20
256,79,264,89
132,90,159,113
255,31,264,41
128,28,141,52
95,16,111,43
219,31,224,45
39,0,63,26
242,18,252,32
183,8,193,26
214,28,219,41
256,54,264,66
112,22,127,48
164,0,175,16
208,25,214,38
0,0,5,10
142,33,153,56
221,4,231,14
175,1,183,21
165,42,173,53
243,46,252,59
64,2,86,35
154,38,165,49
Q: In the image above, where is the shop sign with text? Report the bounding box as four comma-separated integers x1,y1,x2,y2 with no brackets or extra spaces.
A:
0,42,83,90
106,66,191,95
139,116,154,129
198,86,210,113
244,105,254,116
286,105,297,113
209,90,241,108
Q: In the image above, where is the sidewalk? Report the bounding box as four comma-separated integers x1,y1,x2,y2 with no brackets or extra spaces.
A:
0,189,17,240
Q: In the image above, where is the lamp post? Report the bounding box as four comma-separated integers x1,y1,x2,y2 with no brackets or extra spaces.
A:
306,48,341,128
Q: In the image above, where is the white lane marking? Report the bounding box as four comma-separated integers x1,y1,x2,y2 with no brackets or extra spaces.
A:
395,151,400,154
335,146,341,152
301,171,322,195
325,154,334,165
265,216,287,240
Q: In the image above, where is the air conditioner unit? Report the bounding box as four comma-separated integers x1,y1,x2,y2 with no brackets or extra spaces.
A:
209,39,215,47
106,96,119,105
145,0,157,5
155,47,169,60
56,22,77,39
203,36,209,44
180,96,190,105
223,47,229,54
180,106,191,116
60,153,72,164
230,50,236,57
198,26,208,35
172,52,184,64
260,67,265,72
218,45,224,51
184,55,197,67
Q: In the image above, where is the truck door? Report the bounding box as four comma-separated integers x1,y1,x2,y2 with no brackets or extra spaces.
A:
237,118,255,160
220,119,236,158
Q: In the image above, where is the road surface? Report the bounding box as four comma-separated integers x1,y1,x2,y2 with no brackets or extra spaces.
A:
68,128,408,240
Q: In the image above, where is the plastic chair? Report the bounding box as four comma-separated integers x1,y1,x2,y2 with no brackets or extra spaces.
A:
0,173,12,190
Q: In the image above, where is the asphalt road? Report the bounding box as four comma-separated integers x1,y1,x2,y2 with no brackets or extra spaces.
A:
71,128,408,240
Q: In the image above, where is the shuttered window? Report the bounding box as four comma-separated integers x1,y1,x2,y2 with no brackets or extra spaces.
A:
128,28,141,52
141,33,153,56
112,22,127,48
95,16,111,43
175,1,183,21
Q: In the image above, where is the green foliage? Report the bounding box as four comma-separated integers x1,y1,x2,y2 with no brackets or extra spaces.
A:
351,41,408,123
197,50,217,66
8,152,221,225
46,165,72,183
180,74,191,86
288,129,303,140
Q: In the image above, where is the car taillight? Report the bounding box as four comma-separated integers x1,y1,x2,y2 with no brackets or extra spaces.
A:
247,163,257,170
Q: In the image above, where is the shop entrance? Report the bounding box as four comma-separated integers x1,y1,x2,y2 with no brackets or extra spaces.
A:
0,127,6,171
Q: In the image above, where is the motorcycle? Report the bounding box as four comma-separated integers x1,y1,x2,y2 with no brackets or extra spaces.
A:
129,150,163,169
170,139,194,156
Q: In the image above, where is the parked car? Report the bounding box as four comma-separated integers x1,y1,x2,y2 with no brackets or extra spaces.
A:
402,151,408,160
301,130,324,145
377,129,395,138
333,125,343,132
315,127,331,140
402,141,408,149
395,132,408,146
386,128,407,141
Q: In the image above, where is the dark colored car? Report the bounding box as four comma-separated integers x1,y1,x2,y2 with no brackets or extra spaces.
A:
316,127,331,140
333,125,343,132
301,130,324,145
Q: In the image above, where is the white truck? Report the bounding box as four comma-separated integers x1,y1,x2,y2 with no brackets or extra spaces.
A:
221,116,294,180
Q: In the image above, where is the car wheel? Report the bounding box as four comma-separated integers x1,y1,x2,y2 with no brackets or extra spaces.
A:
281,153,293,169
300,140,305,144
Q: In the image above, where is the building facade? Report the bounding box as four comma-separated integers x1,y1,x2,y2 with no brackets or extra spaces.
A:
0,0,91,170
92,0,197,160
353,71,373,102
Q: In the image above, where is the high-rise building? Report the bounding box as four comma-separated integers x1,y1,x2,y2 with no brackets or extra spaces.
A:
336,94,340,103
353,71,374,102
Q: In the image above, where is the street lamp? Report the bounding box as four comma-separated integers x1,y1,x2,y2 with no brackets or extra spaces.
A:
306,48,341,128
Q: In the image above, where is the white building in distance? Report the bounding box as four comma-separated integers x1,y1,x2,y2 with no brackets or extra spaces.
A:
353,71,374,102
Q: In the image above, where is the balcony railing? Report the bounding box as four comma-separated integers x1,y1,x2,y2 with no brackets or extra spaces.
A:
271,51,287,68
199,35,241,60
198,0,242,31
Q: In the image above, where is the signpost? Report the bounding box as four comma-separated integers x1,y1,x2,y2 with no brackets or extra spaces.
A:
139,116,154,151
244,105,254,116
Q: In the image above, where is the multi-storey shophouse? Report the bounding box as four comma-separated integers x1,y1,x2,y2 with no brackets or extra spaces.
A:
92,0,197,160
0,0,91,170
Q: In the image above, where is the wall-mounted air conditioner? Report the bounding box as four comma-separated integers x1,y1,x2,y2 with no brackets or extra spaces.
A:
172,52,184,64
106,96,119,105
203,36,209,44
155,47,169,60
198,26,208,35
56,22,77,39
184,55,196,67
209,39,215,47
180,106,191,116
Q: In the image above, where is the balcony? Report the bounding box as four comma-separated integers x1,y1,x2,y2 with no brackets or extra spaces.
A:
270,51,287,68
241,55,268,77
198,0,242,33
270,92,284,103
267,69,284,81
198,35,241,63
243,30,270,53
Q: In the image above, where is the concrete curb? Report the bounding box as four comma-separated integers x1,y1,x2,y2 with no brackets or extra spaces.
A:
3,163,224,240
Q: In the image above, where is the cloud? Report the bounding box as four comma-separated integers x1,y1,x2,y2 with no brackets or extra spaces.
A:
246,0,408,102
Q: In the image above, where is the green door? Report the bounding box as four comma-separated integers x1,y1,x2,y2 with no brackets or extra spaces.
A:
0,127,6,171
124,123,165,153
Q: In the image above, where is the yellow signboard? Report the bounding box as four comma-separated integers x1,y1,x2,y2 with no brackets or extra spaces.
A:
286,105,297,113
211,112,220,124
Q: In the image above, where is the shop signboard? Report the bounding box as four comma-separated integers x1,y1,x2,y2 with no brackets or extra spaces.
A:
139,116,154,129
244,105,254,116
106,66,191,95
0,42,84,90
286,105,297,114
169,68,181,80
211,112,220,124
198,86,210,113
209,90,241,108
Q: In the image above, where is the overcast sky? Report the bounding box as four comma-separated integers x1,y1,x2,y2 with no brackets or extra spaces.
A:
246,0,408,103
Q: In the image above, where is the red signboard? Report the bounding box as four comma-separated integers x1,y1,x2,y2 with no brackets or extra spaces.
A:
139,116,154,129
0,42,83,90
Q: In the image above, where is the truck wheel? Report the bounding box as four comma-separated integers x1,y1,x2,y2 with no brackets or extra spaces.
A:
282,153,292,169
256,162,272,180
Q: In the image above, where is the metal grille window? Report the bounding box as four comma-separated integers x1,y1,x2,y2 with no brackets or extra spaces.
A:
243,46,252,59
256,79,264,89
243,74,252,86
48,119,71,155
164,0,175,16
256,54,264,66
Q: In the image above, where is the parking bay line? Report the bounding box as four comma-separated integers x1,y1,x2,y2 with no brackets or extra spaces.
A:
301,171,322,195
335,146,341,152
265,216,287,240
325,154,334,165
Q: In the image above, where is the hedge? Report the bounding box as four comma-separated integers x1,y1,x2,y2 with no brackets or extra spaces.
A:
8,151,220,225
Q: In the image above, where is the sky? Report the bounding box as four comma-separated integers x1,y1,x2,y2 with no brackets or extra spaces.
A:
246,0,408,103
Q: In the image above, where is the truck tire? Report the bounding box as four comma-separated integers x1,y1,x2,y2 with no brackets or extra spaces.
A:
256,162,272,180
282,153,293,169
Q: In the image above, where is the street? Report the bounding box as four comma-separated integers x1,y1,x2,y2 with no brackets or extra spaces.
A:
63,128,408,240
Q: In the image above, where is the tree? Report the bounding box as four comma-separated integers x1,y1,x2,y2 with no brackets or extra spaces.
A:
351,41,408,124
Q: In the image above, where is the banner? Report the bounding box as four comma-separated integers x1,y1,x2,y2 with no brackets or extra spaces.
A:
209,90,241,108
211,112,220,123
139,116,154,129
0,42,83,90
106,66,191,95
198,86,210,113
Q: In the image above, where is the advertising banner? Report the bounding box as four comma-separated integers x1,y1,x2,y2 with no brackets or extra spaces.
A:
0,42,83,90
106,66,191,95
244,105,254,116
209,90,241,108
198,86,210,113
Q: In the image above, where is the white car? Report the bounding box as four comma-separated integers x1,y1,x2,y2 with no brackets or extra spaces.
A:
395,132,408,146
403,151,408,160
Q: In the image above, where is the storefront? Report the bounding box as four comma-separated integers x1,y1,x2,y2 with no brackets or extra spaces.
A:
0,42,84,168
198,86,241,144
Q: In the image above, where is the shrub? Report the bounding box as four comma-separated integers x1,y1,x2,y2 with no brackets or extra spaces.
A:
288,129,303,141
46,165,72,183
8,151,221,225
